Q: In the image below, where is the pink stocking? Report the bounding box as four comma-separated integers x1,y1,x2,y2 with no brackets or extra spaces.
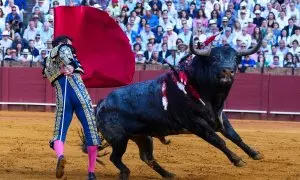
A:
54,140,64,158
87,146,98,173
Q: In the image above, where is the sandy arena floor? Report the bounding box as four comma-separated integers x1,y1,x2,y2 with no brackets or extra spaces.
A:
0,111,300,180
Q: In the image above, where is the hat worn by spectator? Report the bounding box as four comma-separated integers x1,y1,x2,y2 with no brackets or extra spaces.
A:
254,10,261,14
225,27,232,32
165,24,173,31
177,43,188,50
22,49,30,55
240,9,246,14
148,35,155,40
240,1,247,7
112,0,118,3
169,46,177,51
48,16,54,21
222,17,229,22
2,31,9,36
136,51,144,55
93,4,102,10
209,19,216,25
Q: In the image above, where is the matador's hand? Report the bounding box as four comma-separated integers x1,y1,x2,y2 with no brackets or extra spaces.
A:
61,65,74,76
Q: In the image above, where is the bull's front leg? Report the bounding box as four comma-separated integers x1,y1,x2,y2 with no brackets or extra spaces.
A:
220,112,264,160
186,118,245,167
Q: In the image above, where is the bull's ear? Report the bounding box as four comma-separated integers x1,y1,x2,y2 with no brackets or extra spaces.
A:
237,34,263,56
189,35,211,56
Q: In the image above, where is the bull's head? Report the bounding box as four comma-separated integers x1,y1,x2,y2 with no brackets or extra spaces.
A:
189,35,262,86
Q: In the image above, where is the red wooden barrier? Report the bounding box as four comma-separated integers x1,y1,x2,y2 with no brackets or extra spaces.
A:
1,67,300,120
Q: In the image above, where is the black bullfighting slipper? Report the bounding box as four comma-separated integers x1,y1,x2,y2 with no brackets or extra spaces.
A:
87,172,96,180
56,155,66,179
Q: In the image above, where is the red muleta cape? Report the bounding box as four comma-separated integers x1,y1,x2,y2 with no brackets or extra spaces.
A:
54,6,135,88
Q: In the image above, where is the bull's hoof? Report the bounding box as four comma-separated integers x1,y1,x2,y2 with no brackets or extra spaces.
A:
234,159,246,167
119,171,130,180
162,172,176,179
252,152,264,160
162,139,171,145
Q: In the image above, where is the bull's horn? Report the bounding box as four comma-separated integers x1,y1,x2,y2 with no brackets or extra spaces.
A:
237,34,263,56
189,35,211,56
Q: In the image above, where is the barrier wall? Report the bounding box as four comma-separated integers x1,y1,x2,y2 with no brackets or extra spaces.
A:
1,67,300,121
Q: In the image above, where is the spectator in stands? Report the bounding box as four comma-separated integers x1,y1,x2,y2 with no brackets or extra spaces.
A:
177,42,188,59
0,30,12,52
149,49,163,64
283,52,296,68
135,50,146,64
15,42,22,57
0,8,5,32
177,25,191,45
11,32,28,49
253,10,265,27
47,16,53,28
176,0,188,12
210,10,221,28
165,46,180,66
187,2,197,19
164,0,177,19
125,0,137,12
23,20,38,41
3,48,17,60
107,0,121,17
34,49,47,62
289,27,300,47
154,25,164,43
159,42,170,60
133,42,142,54
283,18,298,37
31,14,43,30
277,11,288,29
32,0,48,14
239,10,249,29
17,48,33,62
268,55,283,68
4,0,19,14
164,24,177,49
135,35,146,50
267,12,276,28
140,23,154,44
138,17,147,34
44,7,53,23
233,21,242,36
219,27,234,46
256,53,268,68
289,39,300,55
125,23,138,44
38,22,53,44
30,6,45,23
5,5,20,23
177,10,192,30
287,2,300,20
277,39,289,55
4,0,26,12
144,42,154,62
193,9,208,29
143,6,159,29
239,54,257,72
28,39,39,57
34,34,46,52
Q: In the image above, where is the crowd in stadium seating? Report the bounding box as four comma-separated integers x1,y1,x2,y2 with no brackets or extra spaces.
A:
0,0,299,69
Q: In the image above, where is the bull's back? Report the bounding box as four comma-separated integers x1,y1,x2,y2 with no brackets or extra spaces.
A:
97,77,167,122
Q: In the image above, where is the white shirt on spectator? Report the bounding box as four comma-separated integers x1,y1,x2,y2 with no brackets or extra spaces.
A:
178,31,192,45
290,34,300,46
262,9,278,19
4,4,20,14
289,47,300,55
287,9,300,21
256,0,269,9
159,19,176,30
125,0,136,12
277,36,291,47
23,28,38,41
0,16,5,32
176,17,192,29
34,40,46,52
164,32,178,49
0,38,12,52
165,54,181,66
276,16,289,30
140,30,154,44
38,27,53,44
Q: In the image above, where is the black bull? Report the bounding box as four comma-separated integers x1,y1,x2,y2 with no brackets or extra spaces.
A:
91,36,264,179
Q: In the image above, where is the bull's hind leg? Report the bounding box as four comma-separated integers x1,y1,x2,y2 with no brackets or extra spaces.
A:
220,112,264,160
110,138,130,180
132,136,175,179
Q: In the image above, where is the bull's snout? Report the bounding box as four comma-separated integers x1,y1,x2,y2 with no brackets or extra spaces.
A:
219,69,234,84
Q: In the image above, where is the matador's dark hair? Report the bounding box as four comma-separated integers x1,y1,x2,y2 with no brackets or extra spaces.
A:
52,35,73,47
